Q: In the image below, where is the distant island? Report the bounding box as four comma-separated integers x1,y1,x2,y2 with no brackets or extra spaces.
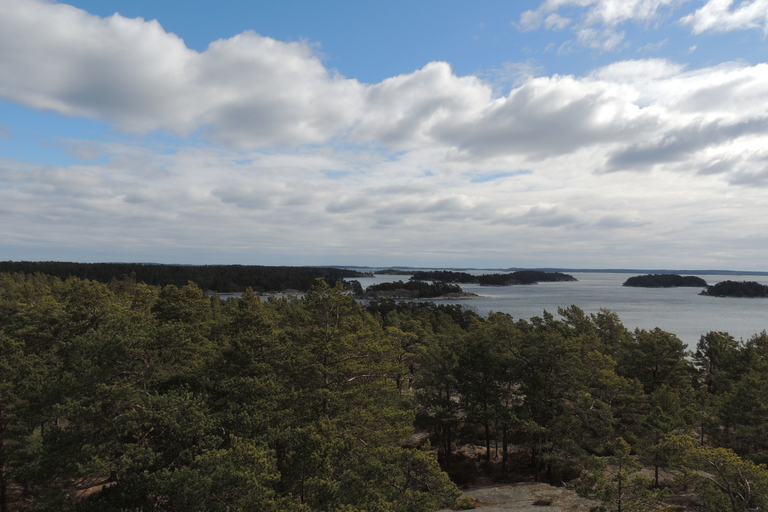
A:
623,274,708,288
373,269,414,275
410,270,577,286
701,280,768,298
354,280,479,299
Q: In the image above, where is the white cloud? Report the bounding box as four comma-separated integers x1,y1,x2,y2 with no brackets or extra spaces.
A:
680,0,768,34
545,13,573,30
580,0,687,26
0,0,364,147
516,0,687,46
2,121,767,268
576,26,629,50
350,62,492,149
2,1,768,268
522,0,686,27
519,0,768,45
10,0,765,169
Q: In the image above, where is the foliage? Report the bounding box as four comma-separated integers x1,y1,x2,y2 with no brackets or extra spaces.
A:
362,280,463,298
2,270,768,511
579,438,668,512
679,438,768,512
0,275,460,511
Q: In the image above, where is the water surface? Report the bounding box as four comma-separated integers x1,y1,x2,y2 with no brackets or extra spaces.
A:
354,272,768,348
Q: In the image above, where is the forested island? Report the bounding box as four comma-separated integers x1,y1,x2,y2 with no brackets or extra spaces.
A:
3,271,768,511
701,280,768,298
410,270,576,286
373,269,415,276
622,274,708,288
352,279,479,299
0,261,370,293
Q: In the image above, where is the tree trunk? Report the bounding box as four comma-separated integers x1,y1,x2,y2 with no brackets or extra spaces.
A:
484,419,491,462
445,426,452,466
502,428,508,473
1,434,7,512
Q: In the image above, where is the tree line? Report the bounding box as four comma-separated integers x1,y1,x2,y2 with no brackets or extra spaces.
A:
354,280,464,299
2,272,768,511
0,261,369,293
410,270,576,286
701,280,768,298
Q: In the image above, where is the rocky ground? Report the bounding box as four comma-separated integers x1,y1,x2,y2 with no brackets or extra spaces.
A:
440,482,597,511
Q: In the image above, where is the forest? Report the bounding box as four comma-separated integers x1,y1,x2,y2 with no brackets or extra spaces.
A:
2,272,768,511
0,261,370,293
701,280,768,298
353,280,466,299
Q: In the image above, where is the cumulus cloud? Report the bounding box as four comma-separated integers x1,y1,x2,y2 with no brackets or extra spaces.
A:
2,1,768,267
2,132,767,267
0,0,363,147
351,62,491,148
5,0,768,173
680,0,768,34
432,73,656,160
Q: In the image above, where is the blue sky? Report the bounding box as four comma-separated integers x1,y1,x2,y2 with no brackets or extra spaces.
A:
1,0,768,269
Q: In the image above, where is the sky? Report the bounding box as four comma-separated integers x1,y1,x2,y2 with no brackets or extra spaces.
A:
1,0,768,270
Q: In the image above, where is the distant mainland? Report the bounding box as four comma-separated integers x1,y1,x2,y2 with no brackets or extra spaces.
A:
0,261,766,298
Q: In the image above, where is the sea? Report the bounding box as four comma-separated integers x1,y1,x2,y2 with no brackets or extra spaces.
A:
351,271,768,350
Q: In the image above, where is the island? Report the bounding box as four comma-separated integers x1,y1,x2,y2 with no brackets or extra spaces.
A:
701,280,768,298
622,274,708,288
410,270,577,286
373,268,415,275
357,280,479,299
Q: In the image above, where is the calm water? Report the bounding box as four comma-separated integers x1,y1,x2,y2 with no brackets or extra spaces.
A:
353,272,768,349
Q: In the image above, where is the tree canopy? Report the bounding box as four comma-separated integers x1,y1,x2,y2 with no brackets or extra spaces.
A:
1,271,767,511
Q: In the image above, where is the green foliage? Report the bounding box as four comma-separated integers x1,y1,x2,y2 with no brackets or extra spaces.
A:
4,270,768,511
580,438,668,512
680,440,768,512
364,280,463,298
615,328,692,394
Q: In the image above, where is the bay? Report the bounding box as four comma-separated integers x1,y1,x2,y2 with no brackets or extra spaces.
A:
353,272,768,349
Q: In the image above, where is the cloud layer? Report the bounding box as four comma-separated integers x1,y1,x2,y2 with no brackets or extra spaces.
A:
1,0,767,268
518,0,768,50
